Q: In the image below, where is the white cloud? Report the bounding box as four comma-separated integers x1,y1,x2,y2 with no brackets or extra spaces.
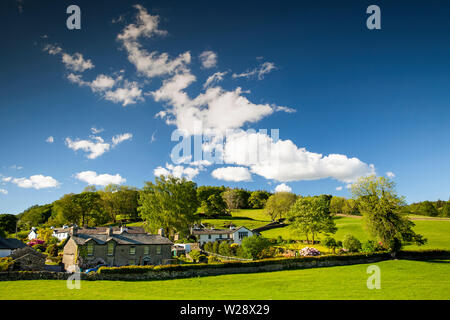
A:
274,183,292,193
46,136,54,143
117,5,190,78
61,52,94,72
11,175,60,189
211,166,251,182
386,171,395,178
336,186,343,191
232,61,276,80
199,51,217,69
75,171,126,186
65,137,110,159
104,81,143,106
203,71,227,88
0,189,8,195
150,130,157,143
112,133,133,146
222,130,375,183
153,163,199,181
1,177,12,183
151,71,286,135
91,127,104,134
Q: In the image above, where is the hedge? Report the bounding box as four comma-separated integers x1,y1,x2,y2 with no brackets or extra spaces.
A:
98,252,390,274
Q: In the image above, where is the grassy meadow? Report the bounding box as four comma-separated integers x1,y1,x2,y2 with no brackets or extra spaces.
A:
0,259,449,299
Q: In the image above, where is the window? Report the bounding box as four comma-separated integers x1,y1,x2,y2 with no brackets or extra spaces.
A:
238,232,248,240
156,245,162,255
129,246,136,255
219,234,222,239
86,242,94,256
144,246,149,255
128,259,135,265
107,242,114,256
208,234,211,239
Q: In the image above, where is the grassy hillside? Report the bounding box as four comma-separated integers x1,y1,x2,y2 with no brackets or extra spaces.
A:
1,260,449,299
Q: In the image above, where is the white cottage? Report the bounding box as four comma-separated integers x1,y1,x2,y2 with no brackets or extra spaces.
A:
27,228,38,240
192,226,254,245
51,226,70,240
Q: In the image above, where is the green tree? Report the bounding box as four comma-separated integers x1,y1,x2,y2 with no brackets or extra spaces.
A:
442,202,450,217
264,192,297,221
329,197,346,214
419,201,439,217
323,236,338,253
241,235,271,259
218,242,232,256
222,189,245,211
52,192,104,227
342,234,362,252
138,175,199,238
351,175,426,255
0,214,18,234
342,198,359,215
286,195,337,244
248,191,271,209
18,204,53,230
100,184,140,223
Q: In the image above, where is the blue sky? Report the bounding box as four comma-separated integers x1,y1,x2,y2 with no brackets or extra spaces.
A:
1,0,449,214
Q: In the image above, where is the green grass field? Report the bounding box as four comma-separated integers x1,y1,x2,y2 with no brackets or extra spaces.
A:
1,260,449,299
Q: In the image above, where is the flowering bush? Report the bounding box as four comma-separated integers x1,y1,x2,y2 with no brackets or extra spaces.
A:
27,239,45,246
298,247,321,256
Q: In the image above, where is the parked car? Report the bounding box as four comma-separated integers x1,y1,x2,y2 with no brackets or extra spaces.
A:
84,264,108,273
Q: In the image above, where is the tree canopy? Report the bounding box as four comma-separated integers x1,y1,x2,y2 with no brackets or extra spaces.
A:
264,192,297,221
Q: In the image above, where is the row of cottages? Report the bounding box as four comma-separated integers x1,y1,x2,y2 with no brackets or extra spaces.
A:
62,226,173,271
191,226,255,246
27,226,72,241
0,236,47,270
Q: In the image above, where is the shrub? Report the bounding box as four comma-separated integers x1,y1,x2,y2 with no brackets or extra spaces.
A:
277,236,284,244
218,242,232,256
27,239,45,247
204,242,213,252
235,245,246,258
212,241,219,254
189,249,202,262
0,257,14,271
323,237,338,253
343,234,362,253
258,246,277,259
242,235,271,259
361,240,383,254
46,244,59,257
198,254,208,263
32,243,46,252
207,255,220,263
298,247,321,256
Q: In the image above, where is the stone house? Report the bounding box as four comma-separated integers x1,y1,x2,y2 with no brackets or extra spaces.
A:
62,226,173,271
192,226,255,246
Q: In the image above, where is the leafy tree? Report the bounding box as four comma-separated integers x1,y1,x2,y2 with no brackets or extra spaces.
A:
37,228,54,243
264,192,297,221
329,197,346,214
100,184,140,223
138,175,199,238
18,204,53,230
200,194,228,216
52,192,104,227
342,234,362,252
189,249,202,262
203,242,213,252
212,241,219,254
351,175,426,255
286,195,337,244
222,189,245,211
218,242,232,256
248,191,271,209
0,214,18,234
342,198,359,215
0,229,5,238
419,201,439,217
442,202,450,218
241,235,271,259
323,236,338,253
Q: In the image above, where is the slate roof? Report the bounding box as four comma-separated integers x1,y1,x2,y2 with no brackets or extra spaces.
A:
0,237,27,250
71,232,173,246
73,226,146,235
191,226,248,235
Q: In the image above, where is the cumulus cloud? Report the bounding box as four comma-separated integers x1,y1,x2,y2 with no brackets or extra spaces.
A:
117,5,190,78
65,132,132,159
0,189,8,195
75,171,126,186
386,171,395,178
10,175,60,189
199,51,217,69
274,183,292,193
336,186,343,191
211,166,251,182
222,130,375,183
151,71,289,135
232,61,276,80
44,44,94,72
91,127,104,134
104,81,143,106
154,163,199,181
46,136,54,143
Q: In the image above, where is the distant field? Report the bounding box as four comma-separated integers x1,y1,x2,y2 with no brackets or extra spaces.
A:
1,260,449,300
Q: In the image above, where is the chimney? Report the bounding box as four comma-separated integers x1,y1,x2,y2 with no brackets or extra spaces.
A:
106,227,112,236
69,226,78,236
158,228,164,237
